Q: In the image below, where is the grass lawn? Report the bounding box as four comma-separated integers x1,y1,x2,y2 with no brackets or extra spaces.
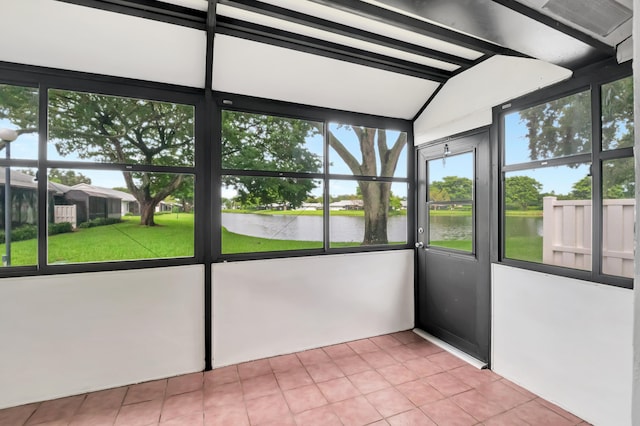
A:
0,213,195,266
427,236,542,263
2,211,538,265
430,240,473,252
505,236,543,263
222,227,322,253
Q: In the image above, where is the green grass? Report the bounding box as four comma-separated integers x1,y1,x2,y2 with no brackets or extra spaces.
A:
222,227,322,254
0,213,195,266
429,240,473,252
504,210,543,217
427,237,542,262
5,210,516,264
505,236,543,263
428,209,472,216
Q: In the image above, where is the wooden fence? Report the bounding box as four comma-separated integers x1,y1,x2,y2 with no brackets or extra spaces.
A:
542,196,634,278
54,205,77,229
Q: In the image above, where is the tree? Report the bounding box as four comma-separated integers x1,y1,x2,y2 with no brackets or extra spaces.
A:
222,111,321,209
430,176,472,201
519,91,592,161
0,87,195,226
566,176,591,200
0,85,38,151
518,77,634,199
327,126,406,245
505,176,542,210
48,169,92,186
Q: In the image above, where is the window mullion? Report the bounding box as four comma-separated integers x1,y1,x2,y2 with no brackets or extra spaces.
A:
591,83,603,280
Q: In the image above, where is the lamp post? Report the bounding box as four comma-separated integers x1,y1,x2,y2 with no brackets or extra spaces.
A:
0,128,18,266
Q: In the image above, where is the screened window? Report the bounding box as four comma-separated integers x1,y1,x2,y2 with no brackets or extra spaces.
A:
501,75,634,285
48,89,195,166
222,111,323,173
0,84,39,267
221,110,410,254
48,169,194,264
44,89,196,265
602,76,633,151
329,181,407,248
504,90,591,165
427,152,473,252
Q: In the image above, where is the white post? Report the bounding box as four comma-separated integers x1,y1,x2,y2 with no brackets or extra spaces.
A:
632,0,640,422
542,196,556,266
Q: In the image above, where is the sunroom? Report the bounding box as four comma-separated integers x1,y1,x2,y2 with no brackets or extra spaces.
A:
0,0,638,425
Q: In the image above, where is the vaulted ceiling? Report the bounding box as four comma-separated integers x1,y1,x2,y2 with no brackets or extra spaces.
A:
2,0,632,120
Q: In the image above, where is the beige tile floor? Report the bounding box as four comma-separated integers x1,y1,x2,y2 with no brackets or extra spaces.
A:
0,331,588,425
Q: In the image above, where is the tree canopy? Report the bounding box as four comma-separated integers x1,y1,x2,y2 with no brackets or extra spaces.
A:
48,169,92,186
221,111,321,209
0,86,196,225
429,176,472,202
505,176,542,210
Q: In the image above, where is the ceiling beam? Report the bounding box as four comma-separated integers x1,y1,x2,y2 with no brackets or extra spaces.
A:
219,0,474,69
305,0,523,57
216,16,453,82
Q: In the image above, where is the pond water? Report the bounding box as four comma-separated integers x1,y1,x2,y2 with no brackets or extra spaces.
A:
221,213,407,243
221,213,543,243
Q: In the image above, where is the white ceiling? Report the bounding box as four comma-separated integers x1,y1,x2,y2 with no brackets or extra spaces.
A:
0,0,206,88
212,35,441,119
2,0,623,123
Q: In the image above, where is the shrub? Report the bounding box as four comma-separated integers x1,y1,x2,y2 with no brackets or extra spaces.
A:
78,217,123,229
49,222,73,235
0,224,38,244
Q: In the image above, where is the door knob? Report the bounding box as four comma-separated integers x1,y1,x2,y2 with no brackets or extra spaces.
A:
415,241,424,248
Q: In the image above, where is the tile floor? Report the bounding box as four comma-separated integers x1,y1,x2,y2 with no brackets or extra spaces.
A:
0,331,588,426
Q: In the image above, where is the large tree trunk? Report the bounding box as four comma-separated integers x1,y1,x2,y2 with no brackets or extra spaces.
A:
140,201,159,226
360,181,390,245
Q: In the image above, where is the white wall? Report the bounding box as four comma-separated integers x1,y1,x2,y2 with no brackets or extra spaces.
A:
212,250,414,367
492,264,633,426
413,56,572,145
0,265,205,409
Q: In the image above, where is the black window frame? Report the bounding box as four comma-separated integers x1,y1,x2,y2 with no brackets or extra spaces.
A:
213,91,414,262
0,61,415,277
0,62,205,277
494,60,634,289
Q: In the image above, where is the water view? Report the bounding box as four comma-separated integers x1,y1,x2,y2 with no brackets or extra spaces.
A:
222,212,407,243
222,213,543,245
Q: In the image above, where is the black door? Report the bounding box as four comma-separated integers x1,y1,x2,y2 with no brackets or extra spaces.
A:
416,130,491,363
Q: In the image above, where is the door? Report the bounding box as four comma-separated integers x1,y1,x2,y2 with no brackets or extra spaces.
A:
416,130,490,363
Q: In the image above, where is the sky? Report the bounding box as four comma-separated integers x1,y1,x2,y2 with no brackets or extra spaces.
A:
222,123,410,200
6,113,588,200
1,115,409,199
503,112,590,195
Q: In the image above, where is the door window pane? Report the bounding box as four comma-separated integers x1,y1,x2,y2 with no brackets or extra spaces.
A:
221,177,323,254
0,167,38,267
329,180,406,247
504,163,591,270
47,89,195,166
602,76,633,150
328,123,407,177
602,157,635,278
222,111,323,173
505,90,591,165
48,169,194,264
428,152,473,252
